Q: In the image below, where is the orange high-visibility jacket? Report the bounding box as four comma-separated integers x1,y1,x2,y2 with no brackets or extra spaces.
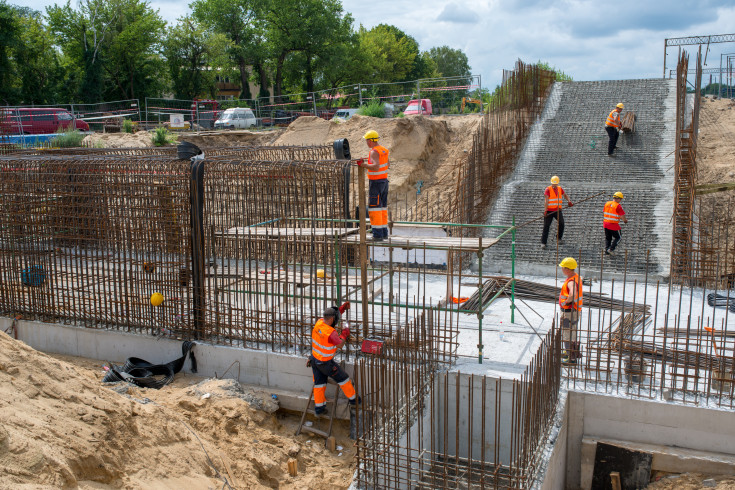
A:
368,145,389,180
311,319,338,361
559,274,583,311
606,110,621,128
603,201,622,226
546,186,564,211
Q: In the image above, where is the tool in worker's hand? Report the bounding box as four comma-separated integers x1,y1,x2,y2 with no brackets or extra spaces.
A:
516,191,605,230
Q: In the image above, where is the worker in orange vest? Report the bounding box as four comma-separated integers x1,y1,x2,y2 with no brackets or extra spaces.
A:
605,103,624,157
358,130,390,241
310,302,360,415
603,192,628,255
558,257,583,364
541,176,573,250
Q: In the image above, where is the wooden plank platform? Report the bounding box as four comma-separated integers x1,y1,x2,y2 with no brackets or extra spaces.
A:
215,268,379,288
215,227,359,238
342,235,499,252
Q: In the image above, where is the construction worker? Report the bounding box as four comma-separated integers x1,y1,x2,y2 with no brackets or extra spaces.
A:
605,103,624,157
558,257,583,364
603,191,628,255
359,130,390,241
310,302,360,415
541,176,573,250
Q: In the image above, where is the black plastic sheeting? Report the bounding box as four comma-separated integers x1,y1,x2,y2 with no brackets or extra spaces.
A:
103,341,197,389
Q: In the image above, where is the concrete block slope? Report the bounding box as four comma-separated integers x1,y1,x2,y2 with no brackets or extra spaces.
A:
484,79,676,277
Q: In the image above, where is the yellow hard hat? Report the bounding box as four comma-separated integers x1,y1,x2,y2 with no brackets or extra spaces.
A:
616,103,624,109
316,269,325,278
559,257,578,270
363,130,379,140
150,292,164,307
550,175,560,185
613,191,624,199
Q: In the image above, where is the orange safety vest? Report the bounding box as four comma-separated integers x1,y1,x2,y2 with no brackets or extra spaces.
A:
605,109,621,128
368,145,389,180
559,274,583,311
603,201,622,226
546,186,563,211
311,319,338,361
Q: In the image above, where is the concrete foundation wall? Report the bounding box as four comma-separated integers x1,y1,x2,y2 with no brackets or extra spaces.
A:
539,397,568,490
564,391,735,489
0,317,354,417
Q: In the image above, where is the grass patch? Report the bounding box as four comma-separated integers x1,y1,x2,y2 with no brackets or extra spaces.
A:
123,119,134,133
53,127,85,148
152,127,177,146
357,101,385,118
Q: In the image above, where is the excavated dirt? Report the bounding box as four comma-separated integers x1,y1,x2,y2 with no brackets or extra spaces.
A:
0,331,355,489
647,472,735,489
83,129,284,149
273,114,483,202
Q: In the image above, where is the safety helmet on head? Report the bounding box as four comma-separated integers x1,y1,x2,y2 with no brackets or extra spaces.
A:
363,130,379,141
613,191,624,199
559,257,578,270
323,306,341,324
616,103,624,109
550,175,560,185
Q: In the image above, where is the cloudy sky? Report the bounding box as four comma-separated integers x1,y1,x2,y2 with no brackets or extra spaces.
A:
15,0,735,88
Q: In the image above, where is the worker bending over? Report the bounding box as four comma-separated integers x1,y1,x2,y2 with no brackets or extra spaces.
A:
359,130,390,241
603,192,628,255
605,103,624,157
541,176,573,250
310,303,360,415
558,257,583,364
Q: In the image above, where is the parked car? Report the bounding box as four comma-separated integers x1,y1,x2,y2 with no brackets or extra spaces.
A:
0,108,90,135
331,108,358,122
214,108,257,129
403,99,432,116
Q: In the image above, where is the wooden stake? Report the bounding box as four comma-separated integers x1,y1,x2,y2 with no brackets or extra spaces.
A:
610,471,621,490
288,458,298,477
326,436,336,452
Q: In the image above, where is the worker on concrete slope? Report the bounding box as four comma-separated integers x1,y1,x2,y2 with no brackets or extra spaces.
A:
541,176,573,250
359,130,390,241
558,257,583,364
603,192,628,256
605,103,624,158
310,303,360,415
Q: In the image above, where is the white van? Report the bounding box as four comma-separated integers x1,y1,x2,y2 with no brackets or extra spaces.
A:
331,108,358,122
214,108,257,129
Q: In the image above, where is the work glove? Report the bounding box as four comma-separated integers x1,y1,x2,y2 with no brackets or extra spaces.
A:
340,327,350,340
355,158,364,166
567,202,574,207
339,301,350,313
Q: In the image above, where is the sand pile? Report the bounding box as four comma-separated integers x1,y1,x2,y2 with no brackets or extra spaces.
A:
0,332,355,489
273,114,483,198
181,129,284,148
83,130,156,148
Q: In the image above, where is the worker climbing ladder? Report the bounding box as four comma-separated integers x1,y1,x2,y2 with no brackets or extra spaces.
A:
295,376,342,450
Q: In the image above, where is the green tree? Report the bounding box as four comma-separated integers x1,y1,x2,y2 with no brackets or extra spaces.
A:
428,46,471,79
191,0,265,100
0,1,21,104
358,24,417,83
163,17,232,100
536,61,572,81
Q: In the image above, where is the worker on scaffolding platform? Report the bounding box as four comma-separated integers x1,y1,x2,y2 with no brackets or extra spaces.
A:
359,130,390,241
605,103,624,158
541,176,573,250
310,303,360,415
558,257,583,364
603,192,628,256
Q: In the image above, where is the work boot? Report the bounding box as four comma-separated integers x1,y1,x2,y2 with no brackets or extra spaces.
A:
557,238,564,245
315,406,327,416
607,153,615,158
349,395,362,406
541,244,547,250
604,249,610,255
561,350,570,363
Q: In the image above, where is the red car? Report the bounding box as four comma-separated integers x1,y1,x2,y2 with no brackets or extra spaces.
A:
0,107,90,135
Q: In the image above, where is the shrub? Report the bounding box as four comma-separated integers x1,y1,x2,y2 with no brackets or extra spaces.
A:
357,101,385,118
396,112,405,118
152,126,176,146
53,128,85,148
123,119,134,133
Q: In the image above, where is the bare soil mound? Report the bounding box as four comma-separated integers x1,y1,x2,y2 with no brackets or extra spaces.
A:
83,131,155,148
0,331,354,489
181,129,284,148
273,114,483,201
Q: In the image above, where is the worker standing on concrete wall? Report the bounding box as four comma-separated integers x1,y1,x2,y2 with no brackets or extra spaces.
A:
310,303,360,415
541,176,573,250
605,103,624,157
360,130,390,241
558,257,583,364
603,192,628,255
